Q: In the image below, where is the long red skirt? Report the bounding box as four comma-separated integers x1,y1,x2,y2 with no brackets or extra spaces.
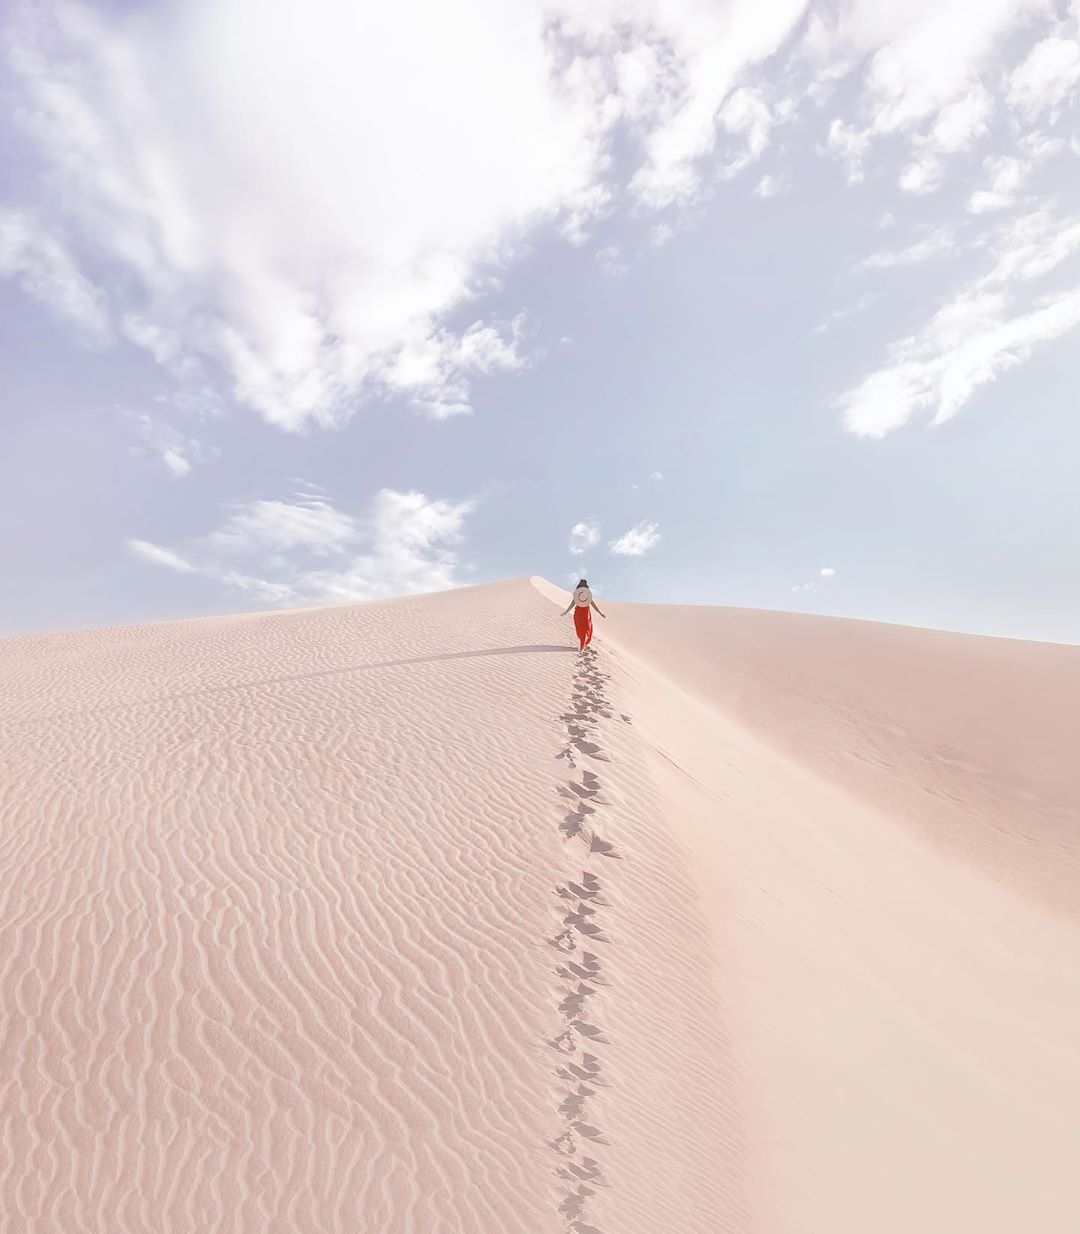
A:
574,605,593,649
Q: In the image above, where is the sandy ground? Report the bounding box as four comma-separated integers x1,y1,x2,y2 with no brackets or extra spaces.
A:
1,576,1077,1232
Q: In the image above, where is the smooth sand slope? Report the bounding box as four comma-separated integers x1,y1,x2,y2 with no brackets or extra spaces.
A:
1,576,1078,1233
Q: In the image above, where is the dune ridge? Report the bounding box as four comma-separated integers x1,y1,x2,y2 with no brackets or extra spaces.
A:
1,575,1077,1232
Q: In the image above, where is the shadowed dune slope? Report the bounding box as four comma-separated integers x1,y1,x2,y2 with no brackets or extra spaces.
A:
1,575,1077,1234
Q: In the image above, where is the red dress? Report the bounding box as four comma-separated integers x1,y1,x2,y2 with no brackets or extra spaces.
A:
574,604,593,649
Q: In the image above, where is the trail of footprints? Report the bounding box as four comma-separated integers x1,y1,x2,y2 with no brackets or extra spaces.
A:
547,646,634,1233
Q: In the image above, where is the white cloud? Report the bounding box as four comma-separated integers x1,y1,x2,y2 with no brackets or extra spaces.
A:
595,244,628,276
609,520,660,556
6,3,602,429
754,172,790,198
968,156,1028,213
859,226,955,269
792,565,836,593
0,208,110,344
895,85,994,194
980,209,1080,283
6,0,813,431
127,539,196,572
968,137,1064,214
208,496,361,557
296,489,474,600
851,3,1038,130
649,222,675,247
898,155,945,194
717,86,774,178
650,470,664,481
124,408,206,477
840,208,1080,437
814,291,878,335
128,487,475,604
815,2,1050,189
1007,36,1080,119
842,289,1080,437
615,0,811,208
121,313,192,374
380,315,527,419
825,118,872,183
1019,131,1067,161
161,449,191,477
928,88,994,153
569,521,601,555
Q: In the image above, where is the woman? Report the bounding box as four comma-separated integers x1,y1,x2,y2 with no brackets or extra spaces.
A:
561,578,606,651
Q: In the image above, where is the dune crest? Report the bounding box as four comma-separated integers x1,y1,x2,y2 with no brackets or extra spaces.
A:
1,576,1077,1232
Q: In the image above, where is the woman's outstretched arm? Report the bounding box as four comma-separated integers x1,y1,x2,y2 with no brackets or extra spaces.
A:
591,601,606,618
561,601,574,615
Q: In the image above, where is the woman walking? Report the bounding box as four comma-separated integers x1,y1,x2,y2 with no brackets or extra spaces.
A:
561,579,606,651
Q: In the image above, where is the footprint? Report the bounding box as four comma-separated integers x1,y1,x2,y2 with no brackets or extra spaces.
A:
548,645,623,1231
548,929,577,952
571,1021,609,1044
558,1188,595,1220
588,835,621,859
556,1059,606,1085
557,1157,605,1182
560,815,585,840
558,1086,597,1119
559,986,595,1018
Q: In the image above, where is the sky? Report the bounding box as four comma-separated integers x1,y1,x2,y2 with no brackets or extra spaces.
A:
2,0,1079,642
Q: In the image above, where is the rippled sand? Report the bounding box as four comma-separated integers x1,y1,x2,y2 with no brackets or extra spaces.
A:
2,576,1078,1232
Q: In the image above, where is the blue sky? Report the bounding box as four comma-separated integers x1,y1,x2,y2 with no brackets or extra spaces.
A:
2,0,1079,640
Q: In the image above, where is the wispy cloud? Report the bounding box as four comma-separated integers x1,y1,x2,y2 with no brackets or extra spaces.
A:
207,495,361,558
754,172,790,198
859,227,956,270
840,207,1080,437
814,291,878,335
0,208,110,344
128,487,475,604
124,408,207,478
1007,36,1080,120
609,521,660,556
127,540,196,573
595,245,627,277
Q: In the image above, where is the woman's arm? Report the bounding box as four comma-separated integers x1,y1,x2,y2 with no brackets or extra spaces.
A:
561,602,574,616
591,601,606,618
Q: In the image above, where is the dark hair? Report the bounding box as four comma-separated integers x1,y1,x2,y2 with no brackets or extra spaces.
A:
577,578,589,588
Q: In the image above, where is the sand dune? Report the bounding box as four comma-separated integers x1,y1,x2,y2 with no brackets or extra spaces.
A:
2,576,1078,1232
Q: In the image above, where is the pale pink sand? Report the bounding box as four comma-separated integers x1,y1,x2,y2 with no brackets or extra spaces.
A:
1,576,1077,1233
597,600,1080,918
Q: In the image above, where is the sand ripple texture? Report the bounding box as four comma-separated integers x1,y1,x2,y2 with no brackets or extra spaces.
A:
0,578,746,1234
